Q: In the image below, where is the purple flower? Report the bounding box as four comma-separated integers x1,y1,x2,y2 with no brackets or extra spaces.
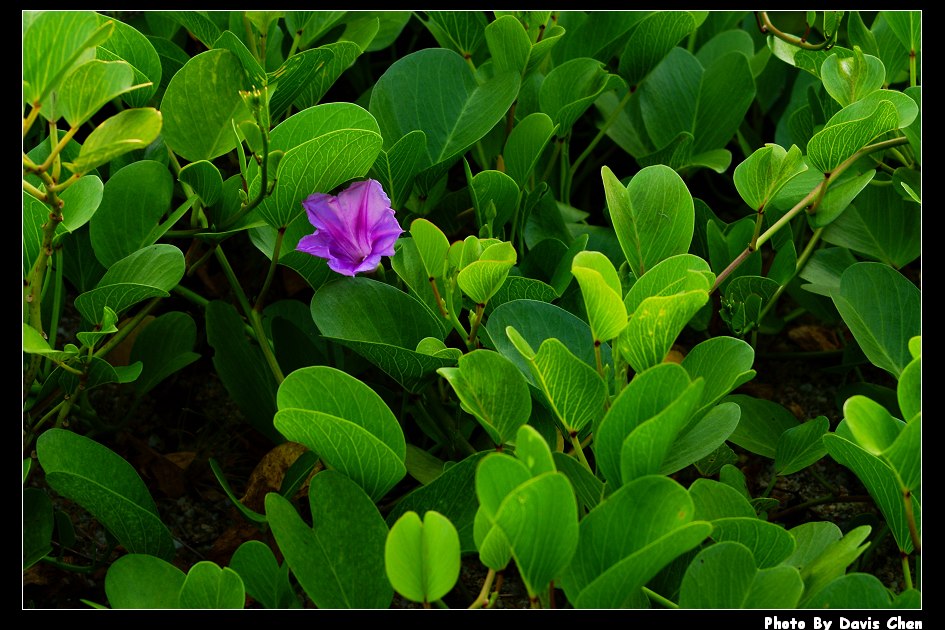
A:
296,179,404,276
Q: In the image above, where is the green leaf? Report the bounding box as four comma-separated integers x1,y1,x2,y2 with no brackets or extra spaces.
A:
229,541,299,609
484,299,611,379
503,112,557,188
22,324,80,363
639,48,755,158
274,366,406,501
788,523,873,604
470,170,520,232
726,394,800,459
23,11,109,109
104,554,185,609
807,99,900,173
680,541,803,608
710,518,796,568
419,11,487,59
36,429,175,561
59,60,140,128
370,130,428,211
369,48,520,191
385,511,461,604
410,218,451,280
842,395,903,455
540,57,625,135
603,165,694,279
822,183,921,268
775,416,830,475
457,241,517,305
884,416,920,494
808,168,876,228
619,290,708,373
266,47,334,120
59,175,104,234
179,160,223,208
824,432,917,554
476,464,579,597
437,350,530,446
89,160,173,267
128,312,200,397
553,451,604,512
624,253,714,313
95,15,161,108
165,11,220,48
485,276,558,317
484,14,531,76
804,572,894,609
561,475,711,608
23,488,54,569
290,42,362,112
159,48,252,162
733,143,807,212
689,478,757,521
821,48,886,107
283,11,346,49
832,262,920,379
898,352,921,422
719,275,780,336
74,244,184,323
254,102,383,228
510,331,607,435
205,301,280,443
680,337,756,421
266,471,393,608
178,562,245,609
882,11,921,55
662,402,741,475
387,452,487,553
595,362,691,485
311,277,453,392
65,108,163,174
571,250,627,343
618,12,698,86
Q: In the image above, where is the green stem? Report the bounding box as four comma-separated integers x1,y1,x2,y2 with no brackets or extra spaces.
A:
214,246,284,385
539,138,563,185
45,248,64,356
903,489,921,554
24,103,41,137
768,494,872,522
466,303,485,350
909,50,916,88
642,586,679,609
757,11,836,50
468,568,496,609
23,179,46,202
40,555,98,574
901,554,913,591
28,400,68,443
219,126,271,231
37,124,80,174
559,136,572,204
750,228,825,333
253,227,285,314
93,297,162,360
569,432,592,473
570,89,633,177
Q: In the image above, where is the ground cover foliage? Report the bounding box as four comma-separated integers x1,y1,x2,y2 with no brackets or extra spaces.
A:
22,10,921,610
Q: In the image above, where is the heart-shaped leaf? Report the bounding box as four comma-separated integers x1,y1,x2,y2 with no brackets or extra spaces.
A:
229,540,300,609
680,336,756,421
95,14,161,108
59,60,140,129
385,510,461,604
410,218,451,280
178,562,245,609
619,290,708,373
503,112,557,188
733,143,808,212
178,160,223,208
275,366,406,501
725,395,800,459
804,573,895,609
36,429,175,561
679,541,804,608
266,471,392,608
457,241,517,306
104,554,185,609
710,518,797,568
807,98,903,174
484,14,531,76
370,130,428,211
662,402,741,474
470,170,520,232
539,57,625,135
618,12,698,86
821,48,886,107
689,478,757,521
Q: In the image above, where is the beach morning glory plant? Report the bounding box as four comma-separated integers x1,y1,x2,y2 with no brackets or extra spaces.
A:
297,179,404,276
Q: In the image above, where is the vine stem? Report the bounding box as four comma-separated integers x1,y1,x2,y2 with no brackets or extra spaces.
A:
570,88,633,177
903,489,921,554
468,568,496,609
24,104,41,137
214,246,284,385
711,136,910,293
253,227,285,314
569,432,593,473
901,554,913,591
37,124,80,173
757,11,836,50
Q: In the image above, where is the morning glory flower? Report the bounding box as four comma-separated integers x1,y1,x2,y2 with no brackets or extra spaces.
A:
296,179,404,276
